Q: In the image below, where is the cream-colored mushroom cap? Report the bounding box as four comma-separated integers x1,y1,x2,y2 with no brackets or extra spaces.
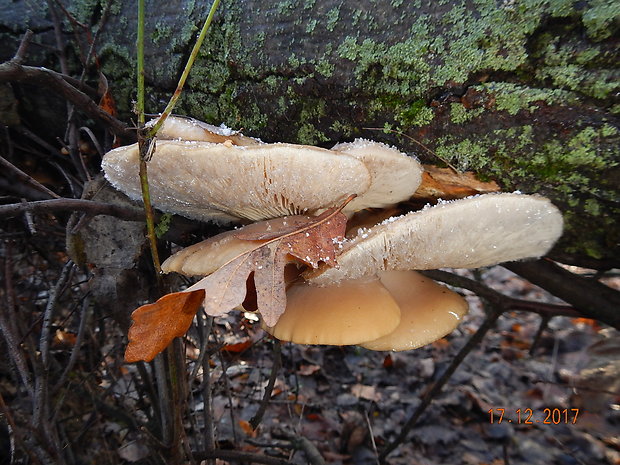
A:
310,193,564,285
102,140,372,222
152,115,260,146
162,229,255,277
263,278,402,345
332,139,422,214
360,271,468,351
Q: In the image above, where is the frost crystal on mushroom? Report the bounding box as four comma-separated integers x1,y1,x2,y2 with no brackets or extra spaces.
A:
102,119,422,223
309,193,564,286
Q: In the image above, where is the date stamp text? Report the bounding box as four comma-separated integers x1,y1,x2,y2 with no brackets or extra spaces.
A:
488,408,580,425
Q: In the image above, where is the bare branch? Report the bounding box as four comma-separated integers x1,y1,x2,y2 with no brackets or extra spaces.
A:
0,61,132,139
0,155,61,199
0,198,146,221
420,269,581,319
505,260,620,329
11,30,34,64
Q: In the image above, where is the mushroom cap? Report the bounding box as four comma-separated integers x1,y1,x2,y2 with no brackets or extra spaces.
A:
152,115,260,146
360,271,468,351
161,215,314,276
332,139,422,214
263,278,402,345
162,229,254,276
102,140,372,222
310,193,564,285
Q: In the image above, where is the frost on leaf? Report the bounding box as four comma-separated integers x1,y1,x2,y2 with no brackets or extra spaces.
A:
186,203,349,326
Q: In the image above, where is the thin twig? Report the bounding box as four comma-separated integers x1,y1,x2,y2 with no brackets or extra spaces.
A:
0,155,61,199
147,0,222,137
196,313,215,458
214,329,239,446
0,392,42,464
379,310,502,462
0,198,147,221
529,315,551,356
33,260,75,426
0,61,132,138
274,430,326,465
0,308,34,396
11,29,34,64
250,340,282,429
154,354,172,448
363,409,381,465
167,339,187,462
52,294,92,393
364,127,459,172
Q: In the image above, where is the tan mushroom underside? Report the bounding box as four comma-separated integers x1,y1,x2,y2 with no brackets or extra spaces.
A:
310,193,564,285
360,271,468,351
103,140,371,222
263,278,402,345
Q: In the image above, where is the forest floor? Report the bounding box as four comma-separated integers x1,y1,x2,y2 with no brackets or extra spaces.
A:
183,266,619,465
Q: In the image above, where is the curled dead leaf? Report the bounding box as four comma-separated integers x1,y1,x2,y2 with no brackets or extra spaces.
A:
124,289,205,363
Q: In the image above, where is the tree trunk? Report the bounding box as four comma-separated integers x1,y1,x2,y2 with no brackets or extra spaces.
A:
1,0,618,268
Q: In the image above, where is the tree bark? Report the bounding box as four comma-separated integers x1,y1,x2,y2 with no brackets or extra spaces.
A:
0,0,618,268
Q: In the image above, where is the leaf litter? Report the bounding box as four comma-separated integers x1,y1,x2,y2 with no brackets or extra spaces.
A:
193,267,619,465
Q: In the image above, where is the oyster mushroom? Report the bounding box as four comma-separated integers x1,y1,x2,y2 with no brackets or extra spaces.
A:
266,278,402,345
264,193,563,350
101,117,422,223
263,270,467,349
152,115,260,146
309,193,564,284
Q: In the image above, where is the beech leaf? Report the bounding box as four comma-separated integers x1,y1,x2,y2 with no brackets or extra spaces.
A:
125,289,205,362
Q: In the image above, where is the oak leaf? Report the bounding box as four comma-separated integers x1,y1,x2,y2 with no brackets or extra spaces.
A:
124,197,352,362
186,203,348,326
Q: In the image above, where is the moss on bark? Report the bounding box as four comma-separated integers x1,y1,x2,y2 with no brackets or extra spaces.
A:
2,0,618,266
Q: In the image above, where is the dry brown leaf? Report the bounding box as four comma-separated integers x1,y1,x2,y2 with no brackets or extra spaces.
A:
412,164,500,201
125,289,205,362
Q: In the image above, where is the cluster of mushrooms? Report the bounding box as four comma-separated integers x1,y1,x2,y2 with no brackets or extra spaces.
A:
102,116,564,352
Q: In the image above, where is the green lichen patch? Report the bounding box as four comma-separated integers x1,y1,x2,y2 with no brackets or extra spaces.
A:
478,82,579,115
432,120,619,262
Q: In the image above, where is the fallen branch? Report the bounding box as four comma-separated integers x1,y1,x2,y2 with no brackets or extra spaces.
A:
505,260,620,329
0,198,146,221
420,269,581,319
0,61,132,139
